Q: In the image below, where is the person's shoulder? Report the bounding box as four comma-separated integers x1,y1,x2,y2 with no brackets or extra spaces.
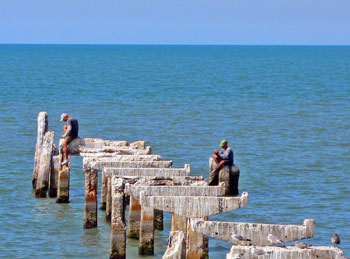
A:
68,117,78,123
228,146,233,152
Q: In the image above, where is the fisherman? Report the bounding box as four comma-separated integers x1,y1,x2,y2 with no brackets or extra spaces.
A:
60,113,79,166
210,140,234,177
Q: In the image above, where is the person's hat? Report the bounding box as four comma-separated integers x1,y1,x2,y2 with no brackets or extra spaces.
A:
60,113,68,121
220,140,227,147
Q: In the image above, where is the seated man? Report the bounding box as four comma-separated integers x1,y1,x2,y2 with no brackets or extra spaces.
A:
60,113,79,166
210,140,234,177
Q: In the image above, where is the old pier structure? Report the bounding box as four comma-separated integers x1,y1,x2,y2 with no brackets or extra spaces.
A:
33,112,345,259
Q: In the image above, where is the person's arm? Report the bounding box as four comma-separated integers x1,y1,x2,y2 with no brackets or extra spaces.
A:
218,147,232,160
62,123,72,137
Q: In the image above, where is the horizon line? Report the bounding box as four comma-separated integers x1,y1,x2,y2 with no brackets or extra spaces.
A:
0,43,349,46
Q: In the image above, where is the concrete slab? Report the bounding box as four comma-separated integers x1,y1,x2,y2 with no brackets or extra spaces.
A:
190,219,315,246
140,192,248,218
104,165,190,178
125,183,225,197
84,159,173,171
226,245,345,259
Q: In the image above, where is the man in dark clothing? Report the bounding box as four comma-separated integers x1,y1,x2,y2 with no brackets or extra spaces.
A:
210,140,234,177
60,113,79,166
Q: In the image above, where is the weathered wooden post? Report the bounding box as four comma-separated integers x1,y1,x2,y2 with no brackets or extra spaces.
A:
84,168,98,228
139,191,154,255
35,131,55,197
32,111,48,189
110,178,126,259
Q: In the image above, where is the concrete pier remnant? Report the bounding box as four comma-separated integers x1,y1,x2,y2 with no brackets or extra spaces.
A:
209,157,240,195
106,176,112,221
104,164,190,178
84,168,98,229
33,111,48,189
190,219,315,246
49,155,60,197
84,158,173,171
163,231,186,259
101,170,108,210
35,131,55,198
140,192,248,218
226,245,345,259
56,163,70,203
128,195,141,239
139,203,155,255
154,209,163,231
80,146,152,157
110,178,126,259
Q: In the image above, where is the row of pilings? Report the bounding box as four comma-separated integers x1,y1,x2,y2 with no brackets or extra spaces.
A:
32,111,346,259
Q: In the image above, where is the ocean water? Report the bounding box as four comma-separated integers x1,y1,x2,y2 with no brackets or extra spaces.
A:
0,45,349,258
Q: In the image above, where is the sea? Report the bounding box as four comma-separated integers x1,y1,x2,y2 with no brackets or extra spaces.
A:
0,45,349,258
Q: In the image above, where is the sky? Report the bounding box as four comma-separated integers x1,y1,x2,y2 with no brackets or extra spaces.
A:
0,0,349,45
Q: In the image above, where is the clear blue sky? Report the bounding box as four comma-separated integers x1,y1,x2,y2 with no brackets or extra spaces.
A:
0,0,349,45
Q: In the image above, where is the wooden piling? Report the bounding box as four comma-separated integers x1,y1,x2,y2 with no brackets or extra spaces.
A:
101,170,108,210
84,168,98,229
35,131,54,198
110,178,126,259
128,195,141,239
139,204,154,255
33,111,48,189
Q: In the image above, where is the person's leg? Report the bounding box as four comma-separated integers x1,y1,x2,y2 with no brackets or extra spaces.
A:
210,159,227,176
62,136,72,165
213,154,220,164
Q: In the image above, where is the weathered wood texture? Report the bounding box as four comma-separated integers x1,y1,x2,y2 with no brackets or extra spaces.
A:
110,178,126,259
49,155,60,197
35,131,54,198
226,245,345,259
139,205,154,255
140,192,248,218
32,111,48,189
84,169,98,229
162,231,186,259
190,219,315,246
104,165,190,178
125,183,225,197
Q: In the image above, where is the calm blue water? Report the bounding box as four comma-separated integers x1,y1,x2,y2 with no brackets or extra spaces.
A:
0,45,349,258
